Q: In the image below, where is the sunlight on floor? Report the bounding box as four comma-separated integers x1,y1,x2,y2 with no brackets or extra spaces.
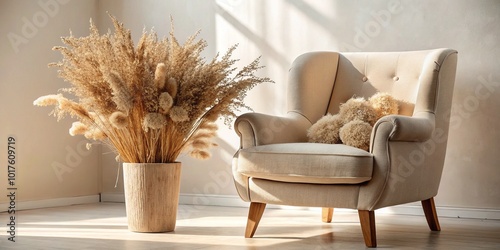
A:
1,203,499,250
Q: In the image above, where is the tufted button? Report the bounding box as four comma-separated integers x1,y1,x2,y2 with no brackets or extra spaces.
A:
393,76,399,81
362,76,368,82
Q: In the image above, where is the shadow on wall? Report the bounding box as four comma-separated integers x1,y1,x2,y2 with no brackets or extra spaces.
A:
215,2,289,69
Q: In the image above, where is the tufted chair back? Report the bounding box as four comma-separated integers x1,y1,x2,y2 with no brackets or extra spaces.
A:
287,48,456,153
288,49,455,118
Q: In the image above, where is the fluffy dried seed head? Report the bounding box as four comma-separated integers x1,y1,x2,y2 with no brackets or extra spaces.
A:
166,77,178,99
109,111,128,129
169,106,189,122
307,114,343,144
84,127,107,140
368,92,399,121
154,63,167,89
33,94,62,106
143,112,167,130
159,92,173,114
339,98,377,125
69,121,88,136
339,120,372,151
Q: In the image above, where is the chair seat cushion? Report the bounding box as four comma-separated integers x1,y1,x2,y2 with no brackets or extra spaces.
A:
236,143,373,184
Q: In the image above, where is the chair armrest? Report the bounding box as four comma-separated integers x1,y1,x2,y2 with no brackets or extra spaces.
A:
371,112,435,144
360,112,436,210
234,112,311,148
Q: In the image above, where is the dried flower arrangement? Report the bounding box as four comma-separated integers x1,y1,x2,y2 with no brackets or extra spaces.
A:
34,16,272,163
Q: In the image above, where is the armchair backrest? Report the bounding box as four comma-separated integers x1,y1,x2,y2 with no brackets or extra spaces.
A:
287,49,458,147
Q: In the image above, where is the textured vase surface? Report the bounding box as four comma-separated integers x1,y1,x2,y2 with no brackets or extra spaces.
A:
123,162,182,232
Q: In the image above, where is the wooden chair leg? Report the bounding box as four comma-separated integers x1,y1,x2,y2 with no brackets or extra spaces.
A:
422,197,441,231
358,210,377,248
245,202,266,238
322,207,333,223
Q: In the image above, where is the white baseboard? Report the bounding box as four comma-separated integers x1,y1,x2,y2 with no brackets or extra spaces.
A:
379,203,500,220
175,194,500,220
99,193,125,203
100,193,249,207
9,193,499,220
179,193,249,207
0,195,100,212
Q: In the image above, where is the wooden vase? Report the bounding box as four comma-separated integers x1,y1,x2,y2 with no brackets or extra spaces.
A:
123,162,182,232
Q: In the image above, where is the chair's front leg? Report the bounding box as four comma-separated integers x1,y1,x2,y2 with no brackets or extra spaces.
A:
322,207,333,223
422,197,441,231
245,202,266,238
358,210,377,247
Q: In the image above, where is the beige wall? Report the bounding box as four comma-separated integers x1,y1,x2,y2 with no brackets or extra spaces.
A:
0,0,100,205
1,0,499,211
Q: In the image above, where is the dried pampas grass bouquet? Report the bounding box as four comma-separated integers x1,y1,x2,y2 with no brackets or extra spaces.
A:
34,15,272,163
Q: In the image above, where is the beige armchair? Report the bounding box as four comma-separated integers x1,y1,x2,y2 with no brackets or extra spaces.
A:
232,49,458,247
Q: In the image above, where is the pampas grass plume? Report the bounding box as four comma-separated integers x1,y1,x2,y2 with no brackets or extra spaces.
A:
105,71,133,113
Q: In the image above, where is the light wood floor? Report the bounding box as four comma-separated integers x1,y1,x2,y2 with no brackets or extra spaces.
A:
1,203,499,249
